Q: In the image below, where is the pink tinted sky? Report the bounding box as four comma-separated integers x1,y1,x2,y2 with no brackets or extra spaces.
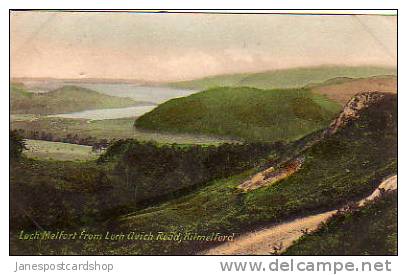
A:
11,11,397,82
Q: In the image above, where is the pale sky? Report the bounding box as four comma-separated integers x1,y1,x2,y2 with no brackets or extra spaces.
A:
10,11,397,82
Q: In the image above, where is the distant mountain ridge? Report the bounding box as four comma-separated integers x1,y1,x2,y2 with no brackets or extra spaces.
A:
169,66,396,90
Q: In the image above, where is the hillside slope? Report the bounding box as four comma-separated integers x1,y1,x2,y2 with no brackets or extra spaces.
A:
310,75,397,104
169,66,396,90
284,189,397,255
135,87,341,142
10,91,397,255
204,176,396,255
10,84,141,115
110,92,396,255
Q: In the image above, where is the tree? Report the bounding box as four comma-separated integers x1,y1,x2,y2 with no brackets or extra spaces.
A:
10,130,26,160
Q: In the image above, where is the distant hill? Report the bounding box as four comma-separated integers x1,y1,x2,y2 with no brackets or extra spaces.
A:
309,75,397,105
10,84,141,115
169,66,396,90
135,87,342,142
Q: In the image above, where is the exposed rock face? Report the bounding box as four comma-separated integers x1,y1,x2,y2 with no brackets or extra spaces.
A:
323,91,386,137
238,157,305,192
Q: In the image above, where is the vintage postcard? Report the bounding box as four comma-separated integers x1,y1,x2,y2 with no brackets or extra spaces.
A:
10,10,397,256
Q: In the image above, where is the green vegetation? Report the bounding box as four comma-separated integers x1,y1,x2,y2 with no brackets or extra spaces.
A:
10,141,278,255
113,94,396,255
10,159,114,230
11,117,233,145
106,94,396,255
284,190,397,255
9,66,397,257
11,141,277,223
170,66,396,90
136,87,341,142
10,130,26,160
10,93,396,255
97,140,280,205
24,139,98,161
10,84,140,115
306,74,397,89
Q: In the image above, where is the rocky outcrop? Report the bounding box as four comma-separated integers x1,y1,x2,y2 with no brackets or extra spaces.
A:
323,91,386,137
238,91,390,193
238,157,305,192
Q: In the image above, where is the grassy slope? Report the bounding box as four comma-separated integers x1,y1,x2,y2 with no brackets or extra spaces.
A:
136,87,341,142
170,66,396,90
11,85,397,254
10,93,397,255
24,139,98,161
284,190,397,255
98,93,395,255
10,84,139,115
11,117,233,145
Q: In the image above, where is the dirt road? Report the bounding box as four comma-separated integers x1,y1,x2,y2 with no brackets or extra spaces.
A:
203,175,397,255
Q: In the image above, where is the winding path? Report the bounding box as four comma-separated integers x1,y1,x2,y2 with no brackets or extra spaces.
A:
202,175,397,255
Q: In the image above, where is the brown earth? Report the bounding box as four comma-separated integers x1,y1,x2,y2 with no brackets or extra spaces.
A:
312,76,396,105
238,157,304,192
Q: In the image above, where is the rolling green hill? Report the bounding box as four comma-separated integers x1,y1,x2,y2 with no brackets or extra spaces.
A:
169,66,396,90
10,84,140,115
135,87,342,142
